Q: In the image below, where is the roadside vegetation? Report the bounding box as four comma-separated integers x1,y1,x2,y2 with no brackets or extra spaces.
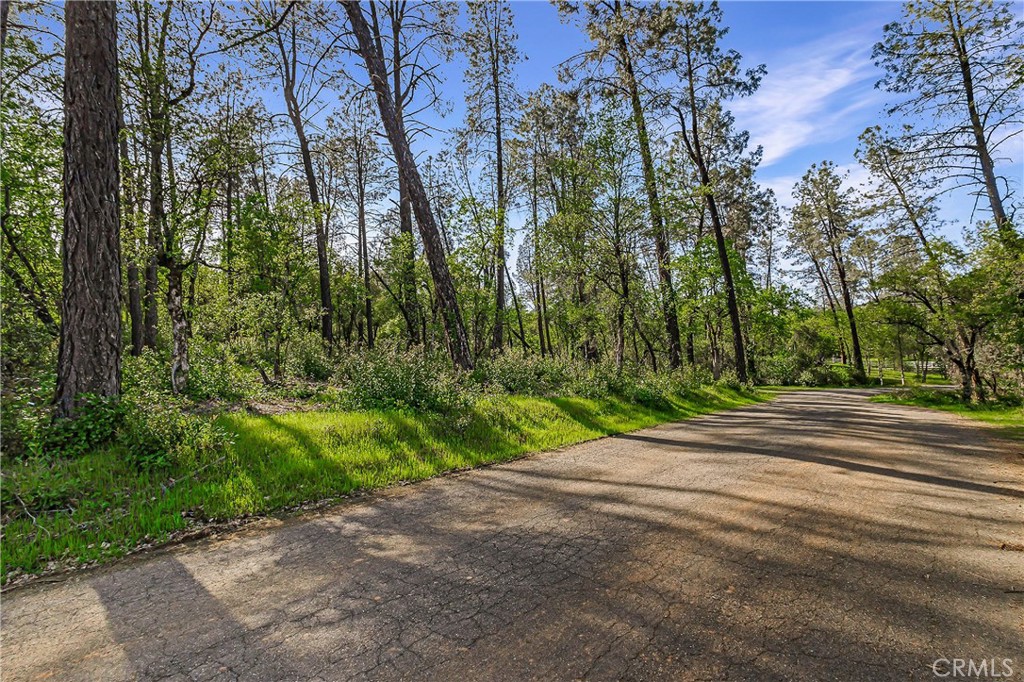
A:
1,352,761,584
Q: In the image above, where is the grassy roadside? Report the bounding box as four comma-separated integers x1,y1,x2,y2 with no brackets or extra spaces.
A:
1,386,762,585
872,389,1024,441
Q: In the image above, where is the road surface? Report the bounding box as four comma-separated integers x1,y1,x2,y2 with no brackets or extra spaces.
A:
3,389,1022,681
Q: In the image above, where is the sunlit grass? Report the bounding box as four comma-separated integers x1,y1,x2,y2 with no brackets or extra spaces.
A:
1,387,762,584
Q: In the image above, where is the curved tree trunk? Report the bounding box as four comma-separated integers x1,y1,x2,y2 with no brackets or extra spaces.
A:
345,2,473,370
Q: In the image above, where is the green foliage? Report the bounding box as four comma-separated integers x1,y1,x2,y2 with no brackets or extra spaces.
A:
0,458,84,517
0,371,56,459
472,352,572,395
796,365,855,388
286,333,334,383
118,390,234,470
188,341,260,401
472,351,699,410
40,395,124,459
333,349,474,414
880,386,1022,410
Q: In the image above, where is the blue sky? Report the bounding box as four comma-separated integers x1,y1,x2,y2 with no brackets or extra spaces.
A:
435,0,900,204
412,0,1020,235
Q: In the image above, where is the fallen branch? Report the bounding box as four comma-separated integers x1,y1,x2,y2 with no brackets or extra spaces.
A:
13,493,51,537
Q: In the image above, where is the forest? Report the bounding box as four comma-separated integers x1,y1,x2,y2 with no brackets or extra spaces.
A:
0,0,1021,582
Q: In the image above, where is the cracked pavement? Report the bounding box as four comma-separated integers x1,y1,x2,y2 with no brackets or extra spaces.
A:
2,389,1022,681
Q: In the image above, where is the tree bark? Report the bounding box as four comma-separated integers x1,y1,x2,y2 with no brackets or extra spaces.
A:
55,0,122,417
358,179,374,349
390,9,422,346
117,110,144,356
491,45,507,352
165,262,189,394
828,235,865,380
531,156,547,358
282,75,334,348
675,56,747,382
345,2,473,370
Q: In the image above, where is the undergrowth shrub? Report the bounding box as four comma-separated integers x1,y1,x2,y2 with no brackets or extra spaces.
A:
796,364,856,387
0,457,84,517
472,352,677,404
887,386,1023,408
118,389,234,470
40,394,122,458
288,333,333,382
333,349,474,414
188,341,259,401
116,349,233,468
472,352,570,395
757,355,799,385
713,370,744,391
0,372,56,459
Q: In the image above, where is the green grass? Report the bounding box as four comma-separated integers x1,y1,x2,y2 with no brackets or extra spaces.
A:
866,367,949,386
872,388,1024,441
1,386,761,584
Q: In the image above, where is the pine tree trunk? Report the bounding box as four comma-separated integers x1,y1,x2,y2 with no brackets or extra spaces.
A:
834,260,865,380
507,267,528,352
615,15,682,369
118,120,144,357
345,2,473,370
678,56,748,382
397,180,421,346
143,127,163,350
947,5,1011,243
127,261,144,355
55,0,122,418
706,194,748,382
392,16,422,347
532,159,546,358
491,55,506,352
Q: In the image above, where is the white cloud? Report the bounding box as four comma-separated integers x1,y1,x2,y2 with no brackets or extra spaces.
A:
760,173,802,206
733,23,886,167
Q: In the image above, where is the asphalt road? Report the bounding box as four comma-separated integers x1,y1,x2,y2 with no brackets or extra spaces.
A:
3,389,1022,681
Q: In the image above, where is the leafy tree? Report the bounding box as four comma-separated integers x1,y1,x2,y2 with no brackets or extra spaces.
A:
857,126,1018,400
362,1,458,346
790,162,867,381
559,0,683,369
323,92,392,349
461,0,522,353
664,0,765,382
242,0,344,347
1,3,62,348
874,0,1023,244
343,1,474,370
